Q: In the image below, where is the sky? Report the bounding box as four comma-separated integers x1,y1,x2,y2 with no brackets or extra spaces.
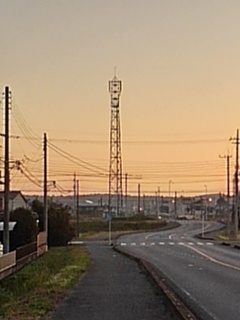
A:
0,0,240,197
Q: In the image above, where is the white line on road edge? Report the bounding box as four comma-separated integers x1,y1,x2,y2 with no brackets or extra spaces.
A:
182,243,240,272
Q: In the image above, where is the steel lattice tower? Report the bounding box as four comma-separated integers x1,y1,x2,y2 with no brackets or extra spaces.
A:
108,74,123,217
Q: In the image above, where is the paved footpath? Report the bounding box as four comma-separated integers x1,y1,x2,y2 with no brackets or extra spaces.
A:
46,242,180,320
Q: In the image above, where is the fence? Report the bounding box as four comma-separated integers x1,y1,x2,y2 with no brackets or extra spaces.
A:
0,231,47,280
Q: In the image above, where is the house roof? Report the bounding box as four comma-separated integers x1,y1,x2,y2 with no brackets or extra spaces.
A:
0,191,27,202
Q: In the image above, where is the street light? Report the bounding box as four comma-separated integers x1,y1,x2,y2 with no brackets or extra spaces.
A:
202,194,212,238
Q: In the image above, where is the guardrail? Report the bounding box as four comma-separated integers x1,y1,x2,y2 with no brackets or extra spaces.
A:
0,231,47,280
0,251,16,273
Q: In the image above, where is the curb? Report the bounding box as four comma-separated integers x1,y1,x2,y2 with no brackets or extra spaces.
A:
114,245,198,320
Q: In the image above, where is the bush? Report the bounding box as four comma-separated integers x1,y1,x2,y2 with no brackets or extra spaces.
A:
10,208,38,250
48,202,75,247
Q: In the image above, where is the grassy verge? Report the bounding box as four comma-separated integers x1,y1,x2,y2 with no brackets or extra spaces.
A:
216,233,240,241
0,246,91,320
74,215,167,239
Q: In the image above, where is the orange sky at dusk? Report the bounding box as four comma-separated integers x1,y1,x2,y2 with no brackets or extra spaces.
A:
1,1,240,196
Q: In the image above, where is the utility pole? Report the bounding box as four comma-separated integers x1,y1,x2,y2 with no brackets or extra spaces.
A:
76,180,80,237
125,173,128,215
231,129,239,240
143,194,146,214
158,187,160,215
219,153,232,232
137,183,141,213
73,173,76,216
155,191,158,214
3,86,11,254
174,191,177,220
43,133,48,245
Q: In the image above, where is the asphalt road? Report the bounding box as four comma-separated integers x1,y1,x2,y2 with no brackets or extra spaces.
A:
116,221,240,320
46,243,181,320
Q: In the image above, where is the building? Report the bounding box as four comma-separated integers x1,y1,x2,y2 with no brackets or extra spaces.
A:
0,191,29,219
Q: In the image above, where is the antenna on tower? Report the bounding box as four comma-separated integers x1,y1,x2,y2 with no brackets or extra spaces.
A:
108,73,123,217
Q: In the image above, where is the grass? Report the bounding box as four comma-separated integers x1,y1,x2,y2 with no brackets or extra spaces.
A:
74,215,167,239
216,230,240,241
0,246,91,320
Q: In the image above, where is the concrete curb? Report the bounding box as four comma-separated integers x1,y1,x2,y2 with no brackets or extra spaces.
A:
114,245,198,320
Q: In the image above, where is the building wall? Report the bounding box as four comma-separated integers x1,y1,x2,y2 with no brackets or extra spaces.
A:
9,194,28,211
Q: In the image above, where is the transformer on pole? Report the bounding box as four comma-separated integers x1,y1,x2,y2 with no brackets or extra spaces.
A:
108,74,123,217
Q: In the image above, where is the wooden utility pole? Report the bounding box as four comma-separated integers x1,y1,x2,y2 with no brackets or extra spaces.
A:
231,129,239,239
174,191,177,219
219,153,232,232
43,133,48,244
76,180,80,236
3,86,10,254
157,187,160,215
137,183,141,213
125,173,128,215
73,173,76,214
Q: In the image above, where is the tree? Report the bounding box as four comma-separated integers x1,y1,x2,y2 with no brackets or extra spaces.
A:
48,201,75,247
10,208,38,250
30,199,75,247
31,199,44,231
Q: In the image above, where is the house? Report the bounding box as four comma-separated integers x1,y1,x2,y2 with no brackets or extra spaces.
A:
0,191,29,219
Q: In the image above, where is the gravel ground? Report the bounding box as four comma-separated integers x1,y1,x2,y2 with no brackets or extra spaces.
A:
45,243,181,320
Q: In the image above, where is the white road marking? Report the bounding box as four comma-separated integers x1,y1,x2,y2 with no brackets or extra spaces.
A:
197,242,203,245
169,242,175,245
178,242,185,245
159,242,165,245
150,242,156,246
182,288,190,296
68,240,84,245
188,242,194,245
120,243,127,246
206,242,214,246
188,264,194,267
140,242,146,246
131,242,136,246
182,243,240,272
169,233,176,240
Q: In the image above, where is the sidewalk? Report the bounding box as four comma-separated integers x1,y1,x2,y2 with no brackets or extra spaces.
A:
46,242,180,320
